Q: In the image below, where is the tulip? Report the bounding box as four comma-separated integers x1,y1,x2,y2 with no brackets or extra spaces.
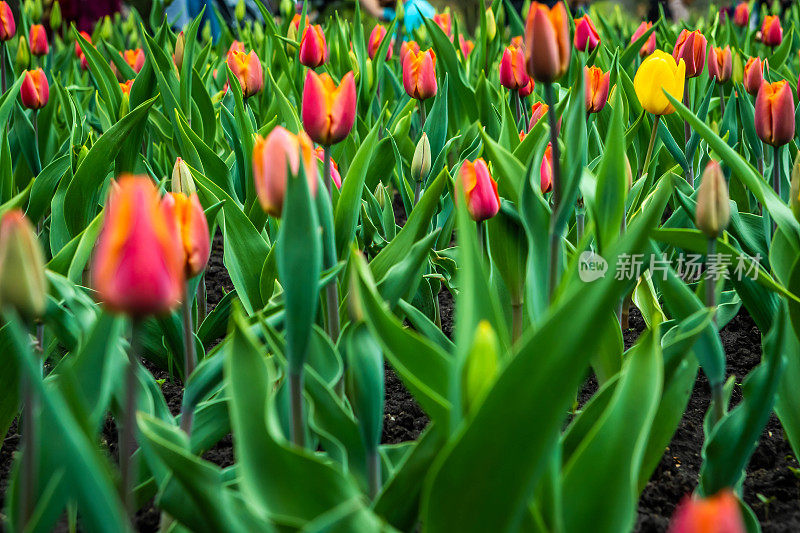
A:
411,133,431,185
287,14,305,44
299,24,328,68
314,147,341,188
162,192,210,278
695,161,730,239
634,50,686,115
403,48,437,100
50,0,61,29
584,66,610,114
400,40,420,65
519,78,534,98
733,2,749,27
122,48,145,73
368,25,391,61
29,24,48,56
75,30,90,58
91,176,184,317
173,31,185,71
253,126,318,217
631,22,656,58
459,36,474,59
499,45,530,92
229,40,245,55
0,1,14,41
668,490,745,533
20,69,48,110
755,81,795,147
119,79,133,96
524,1,570,83
707,46,732,83
462,321,499,412
743,57,767,96
433,12,452,37
15,36,29,70
302,70,356,146
459,158,500,222
172,157,196,196
791,153,800,221
761,15,782,47
672,29,706,79
511,35,524,50
573,15,600,53
227,48,263,98
485,8,497,41
529,102,560,132
540,143,553,193
0,210,46,319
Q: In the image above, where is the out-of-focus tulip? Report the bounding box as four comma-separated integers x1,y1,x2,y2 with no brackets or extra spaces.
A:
368,25,392,60
411,133,431,183
524,2,570,83
672,29,706,78
755,80,795,147
302,70,356,146
253,126,318,217
585,66,610,114
733,2,749,27
459,36,474,58
631,21,656,58
695,161,730,239
226,48,263,97
529,101,549,129
459,158,500,222
122,48,145,73
761,15,782,47
50,0,61,29
668,490,745,533
499,45,530,91
708,46,732,83
29,24,48,56
400,40,420,64
172,157,196,195
511,35,524,50
173,31,185,71
403,48,437,101
162,192,210,278
485,8,497,41
0,1,15,41
743,57,767,96
0,210,46,319
462,320,499,412
75,30,90,57
634,50,686,115
791,153,800,221
299,24,328,67
92,176,184,317
16,36,29,70
228,40,245,55
540,143,553,193
573,15,599,53
315,146,342,188
433,12,451,37
519,78,535,98
20,69,48,110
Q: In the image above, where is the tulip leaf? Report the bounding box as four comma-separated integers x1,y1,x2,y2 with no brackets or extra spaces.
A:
73,28,122,120
766,28,793,69
594,88,628,255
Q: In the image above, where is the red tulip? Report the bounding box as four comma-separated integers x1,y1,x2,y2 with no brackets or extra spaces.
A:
524,2,570,83
91,176,184,317
761,16,782,47
707,46,732,83
499,45,530,91
540,143,553,193
733,2,749,27
20,69,48,110
253,126,319,217
573,15,600,53
673,29,707,78
299,24,328,68
631,21,656,58
315,146,342,188
368,25,392,60
529,101,560,132
0,1,14,41
400,40,420,65
433,13,452,37
29,24,48,56
302,70,356,146
519,78,535,98
459,158,500,222
459,36,474,58
226,48,263,97
743,57,767,96
162,192,211,278
755,80,795,147
584,66,610,114
122,48,145,73
668,490,745,533
403,48,437,101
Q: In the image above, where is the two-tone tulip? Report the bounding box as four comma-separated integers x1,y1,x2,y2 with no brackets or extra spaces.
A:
162,192,210,278
573,15,599,53
529,101,552,129
540,143,553,193
634,50,686,115
20,69,48,110
524,2,570,83
499,45,530,91
0,1,14,41
315,147,342,188
299,24,328,68
695,161,730,239
459,158,500,222
368,25,391,60
761,15,782,47
122,48,145,73
519,78,534,98
403,48,437,101
29,24,48,56
253,126,319,217
433,12,452,37
459,36,474,59
743,57,767,96
708,46,732,83
673,29,706,78
91,176,184,317
119,79,133,96
668,490,744,533
755,80,795,147
584,66,610,114
226,48,263,97
631,21,656,58
0,210,46,319
400,40,420,64
733,2,749,27
302,70,356,146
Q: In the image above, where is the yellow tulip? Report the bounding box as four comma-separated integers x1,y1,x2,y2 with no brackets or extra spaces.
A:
633,50,686,115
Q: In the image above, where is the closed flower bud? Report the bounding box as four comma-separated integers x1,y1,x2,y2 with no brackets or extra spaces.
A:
524,1,570,83
791,152,800,221
172,157,196,196
584,65,610,114
20,69,48,110
412,133,431,183
122,48,145,74
0,210,47,319
573,15,599,54
462,321,499,412
119,79,133,96
91,176,184,317
368,25,392,61
299,24,328,68
459,36,474,59
302,70,356,146
540,143,553,193
403,48,437,100
695,161,730,239
755,80,795,147
173,31,185,71
235,0,245,23
668,490,744,533
708,46,732,84
29,24,48,56
0,1,15,41
761,15,782,47
162,192,210,278
634,50,685,115
16,36,29,69
253,126,318,217
226,48,263,97
733,2,749,27
314,147,342,188
50,0,61,29
485,8,496,41
499,45,530,92
672,29,706,79
433,12,451,37
631,22,656,58
743,57,767,96
459,158,500,222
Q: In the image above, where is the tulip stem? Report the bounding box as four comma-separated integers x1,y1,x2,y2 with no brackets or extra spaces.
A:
289,371,305,448
511,302,523,342
413,179,422,206
706,238,717,323
718,84,726,115
512,90,521,127
1,42,5,94
367,449,381,499
322,146,340,343
179,290,196,435
640,115,659,180
19,363,37,530
683,85,694,188
418,99,427,132
772,145,782,199
196,275,207,327
544,82,562,302
121,320,142,519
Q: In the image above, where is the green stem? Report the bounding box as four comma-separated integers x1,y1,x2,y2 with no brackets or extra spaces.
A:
196,275,207,328
367,449,381,499
323,146,340,343
418,99,427,134
718,84,725,116
19,365,37,530
706,238,717,323
511,302,523,342
683,84,694,188
179,290,197,434
121,320,142,519
413,179,422,206
639,115,659,180
544,83,562,302
512,89,521,127
289,371,305,448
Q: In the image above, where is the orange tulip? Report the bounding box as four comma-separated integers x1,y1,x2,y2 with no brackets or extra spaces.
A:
0,1,14,41
302,70,357,146
120,79,133,96
226,48,263,97
732,2,749,27
403,48,437,101
668,490,745,533
755,80,795,147
672,29,706,78
540,143,553,193
253,126,319,217
707,46,732,83
529,101,560,132
91,176,184,317
761,16,782,47
20,69,48,110
459,159,500,222
584,66,610,114
29,24,48,56
122,48,145,73
743,57,767,96
524,2,570,83
499,45,530,91
631,21,656,58
433,13,452,37
573,15,600,53
400,40,420,64
459,36,474,58
299,24,328,68
162,192,210,278
368,25,392,60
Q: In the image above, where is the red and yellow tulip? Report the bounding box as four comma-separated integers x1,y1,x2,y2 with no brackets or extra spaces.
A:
459,159,500,222
302,70,357,146
403,49,437,101
20,69,48,110
755,80,795,147
226,48,263,97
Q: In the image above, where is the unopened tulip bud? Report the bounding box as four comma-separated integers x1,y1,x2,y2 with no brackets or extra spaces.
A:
302,70,356,146
733,2,749,27
668,490,745,533
29,0,42,21
540,143,553,193
226,48,263,97
485,8,496,41
50,0,61,28
122,48,145,74
755,81,795,147
624,155,633,191
631,21,655,58
462,321,499,412
459,36,474,59
584,66,610,114
368,25,392,61
573,15,600,53
433,12,451,37
20,69,48,110
708,46,732,84
16,36,29,69
0,1,15,41
791,153,800,221
0,210,47,319
524,1,570,83
299,24,328,68
459,158,500,222
172,157,196,195
163,192,210,278
173,31,185,71
235,0,245,23
761,15,782,47
29,24,48,56
403,48,437,100
673,29,706,79
743,57,766,96
412,133,431,183
695,161,730,239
